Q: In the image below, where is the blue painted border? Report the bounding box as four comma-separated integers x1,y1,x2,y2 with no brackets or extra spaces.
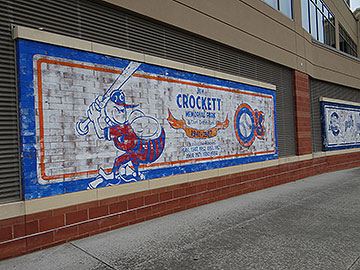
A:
17,39,277,200
321,101,360,151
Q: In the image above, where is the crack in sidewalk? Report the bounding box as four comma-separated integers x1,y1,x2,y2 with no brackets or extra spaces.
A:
69,242,117,270
348,255,360,270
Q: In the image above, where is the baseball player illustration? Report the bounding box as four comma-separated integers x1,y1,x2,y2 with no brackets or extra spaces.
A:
75,61,166,189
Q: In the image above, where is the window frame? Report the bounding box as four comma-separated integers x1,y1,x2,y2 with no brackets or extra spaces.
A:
301,0,336,48
263,0,293,19
339,23,358,57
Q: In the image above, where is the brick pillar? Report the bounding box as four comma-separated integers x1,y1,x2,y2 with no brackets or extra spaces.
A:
293,70,312,155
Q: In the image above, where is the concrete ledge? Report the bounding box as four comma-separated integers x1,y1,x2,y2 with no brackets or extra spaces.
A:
24,189,98,216
320,97,360,107
0,201,25,220
13,26,92,52
325,147,360,156
2,149,360,220
92,43,145,63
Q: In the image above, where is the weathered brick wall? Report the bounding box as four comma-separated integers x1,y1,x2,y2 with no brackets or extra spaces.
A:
293,70,312,155
19,40,278,199
1,152,360,260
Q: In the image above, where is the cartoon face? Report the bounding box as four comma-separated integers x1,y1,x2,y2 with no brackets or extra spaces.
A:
329,112,340,136
105,100,127,124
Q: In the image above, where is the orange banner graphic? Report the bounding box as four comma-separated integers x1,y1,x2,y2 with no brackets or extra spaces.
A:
167,109,229,139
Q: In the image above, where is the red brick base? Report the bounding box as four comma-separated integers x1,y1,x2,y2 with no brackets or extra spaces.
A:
293,70,312,155
1,152,360,260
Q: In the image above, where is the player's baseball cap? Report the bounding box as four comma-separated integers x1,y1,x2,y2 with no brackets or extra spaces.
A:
110,90,138,108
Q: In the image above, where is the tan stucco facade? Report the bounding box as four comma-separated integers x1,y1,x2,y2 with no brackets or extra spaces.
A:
104,0,360,90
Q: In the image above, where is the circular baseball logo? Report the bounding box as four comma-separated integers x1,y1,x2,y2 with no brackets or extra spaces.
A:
234,104,256,147
234,103,265,147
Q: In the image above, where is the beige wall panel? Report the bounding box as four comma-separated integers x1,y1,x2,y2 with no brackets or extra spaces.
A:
175,0,298,53
105,0,360,90
306,41,360,88
105,0,298,69
295,29,308,63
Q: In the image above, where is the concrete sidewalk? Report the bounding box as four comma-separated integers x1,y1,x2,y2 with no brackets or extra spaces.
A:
1,167,360,270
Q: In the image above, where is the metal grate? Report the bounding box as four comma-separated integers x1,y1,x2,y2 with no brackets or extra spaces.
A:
0,1,21,203
310,78,360,152
0,0,296,202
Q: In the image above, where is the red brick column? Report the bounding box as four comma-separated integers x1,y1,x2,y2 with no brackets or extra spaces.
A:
293,70,312,155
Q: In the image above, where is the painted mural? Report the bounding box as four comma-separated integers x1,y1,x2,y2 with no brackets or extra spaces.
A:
322,99,360,151
17,39,277,199
76,62,166,188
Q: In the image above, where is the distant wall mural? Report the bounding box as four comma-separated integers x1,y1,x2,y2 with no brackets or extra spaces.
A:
17,40,277,199
321,99,360,151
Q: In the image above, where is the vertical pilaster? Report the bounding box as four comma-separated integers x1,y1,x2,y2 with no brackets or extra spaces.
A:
354,8,360,57
293,70,312,155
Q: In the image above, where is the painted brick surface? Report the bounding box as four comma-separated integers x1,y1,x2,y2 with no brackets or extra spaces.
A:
322,100,360,150
17,39,277,200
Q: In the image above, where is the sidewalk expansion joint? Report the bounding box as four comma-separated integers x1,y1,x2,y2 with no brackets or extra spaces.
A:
69,242,117,270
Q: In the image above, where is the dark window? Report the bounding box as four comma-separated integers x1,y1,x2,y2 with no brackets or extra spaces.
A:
301,0,335,48
323,14,335,48
263,0,293,19
339,24,358,57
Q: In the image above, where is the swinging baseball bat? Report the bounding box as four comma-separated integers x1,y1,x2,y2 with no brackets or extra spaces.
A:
75,61,141,135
